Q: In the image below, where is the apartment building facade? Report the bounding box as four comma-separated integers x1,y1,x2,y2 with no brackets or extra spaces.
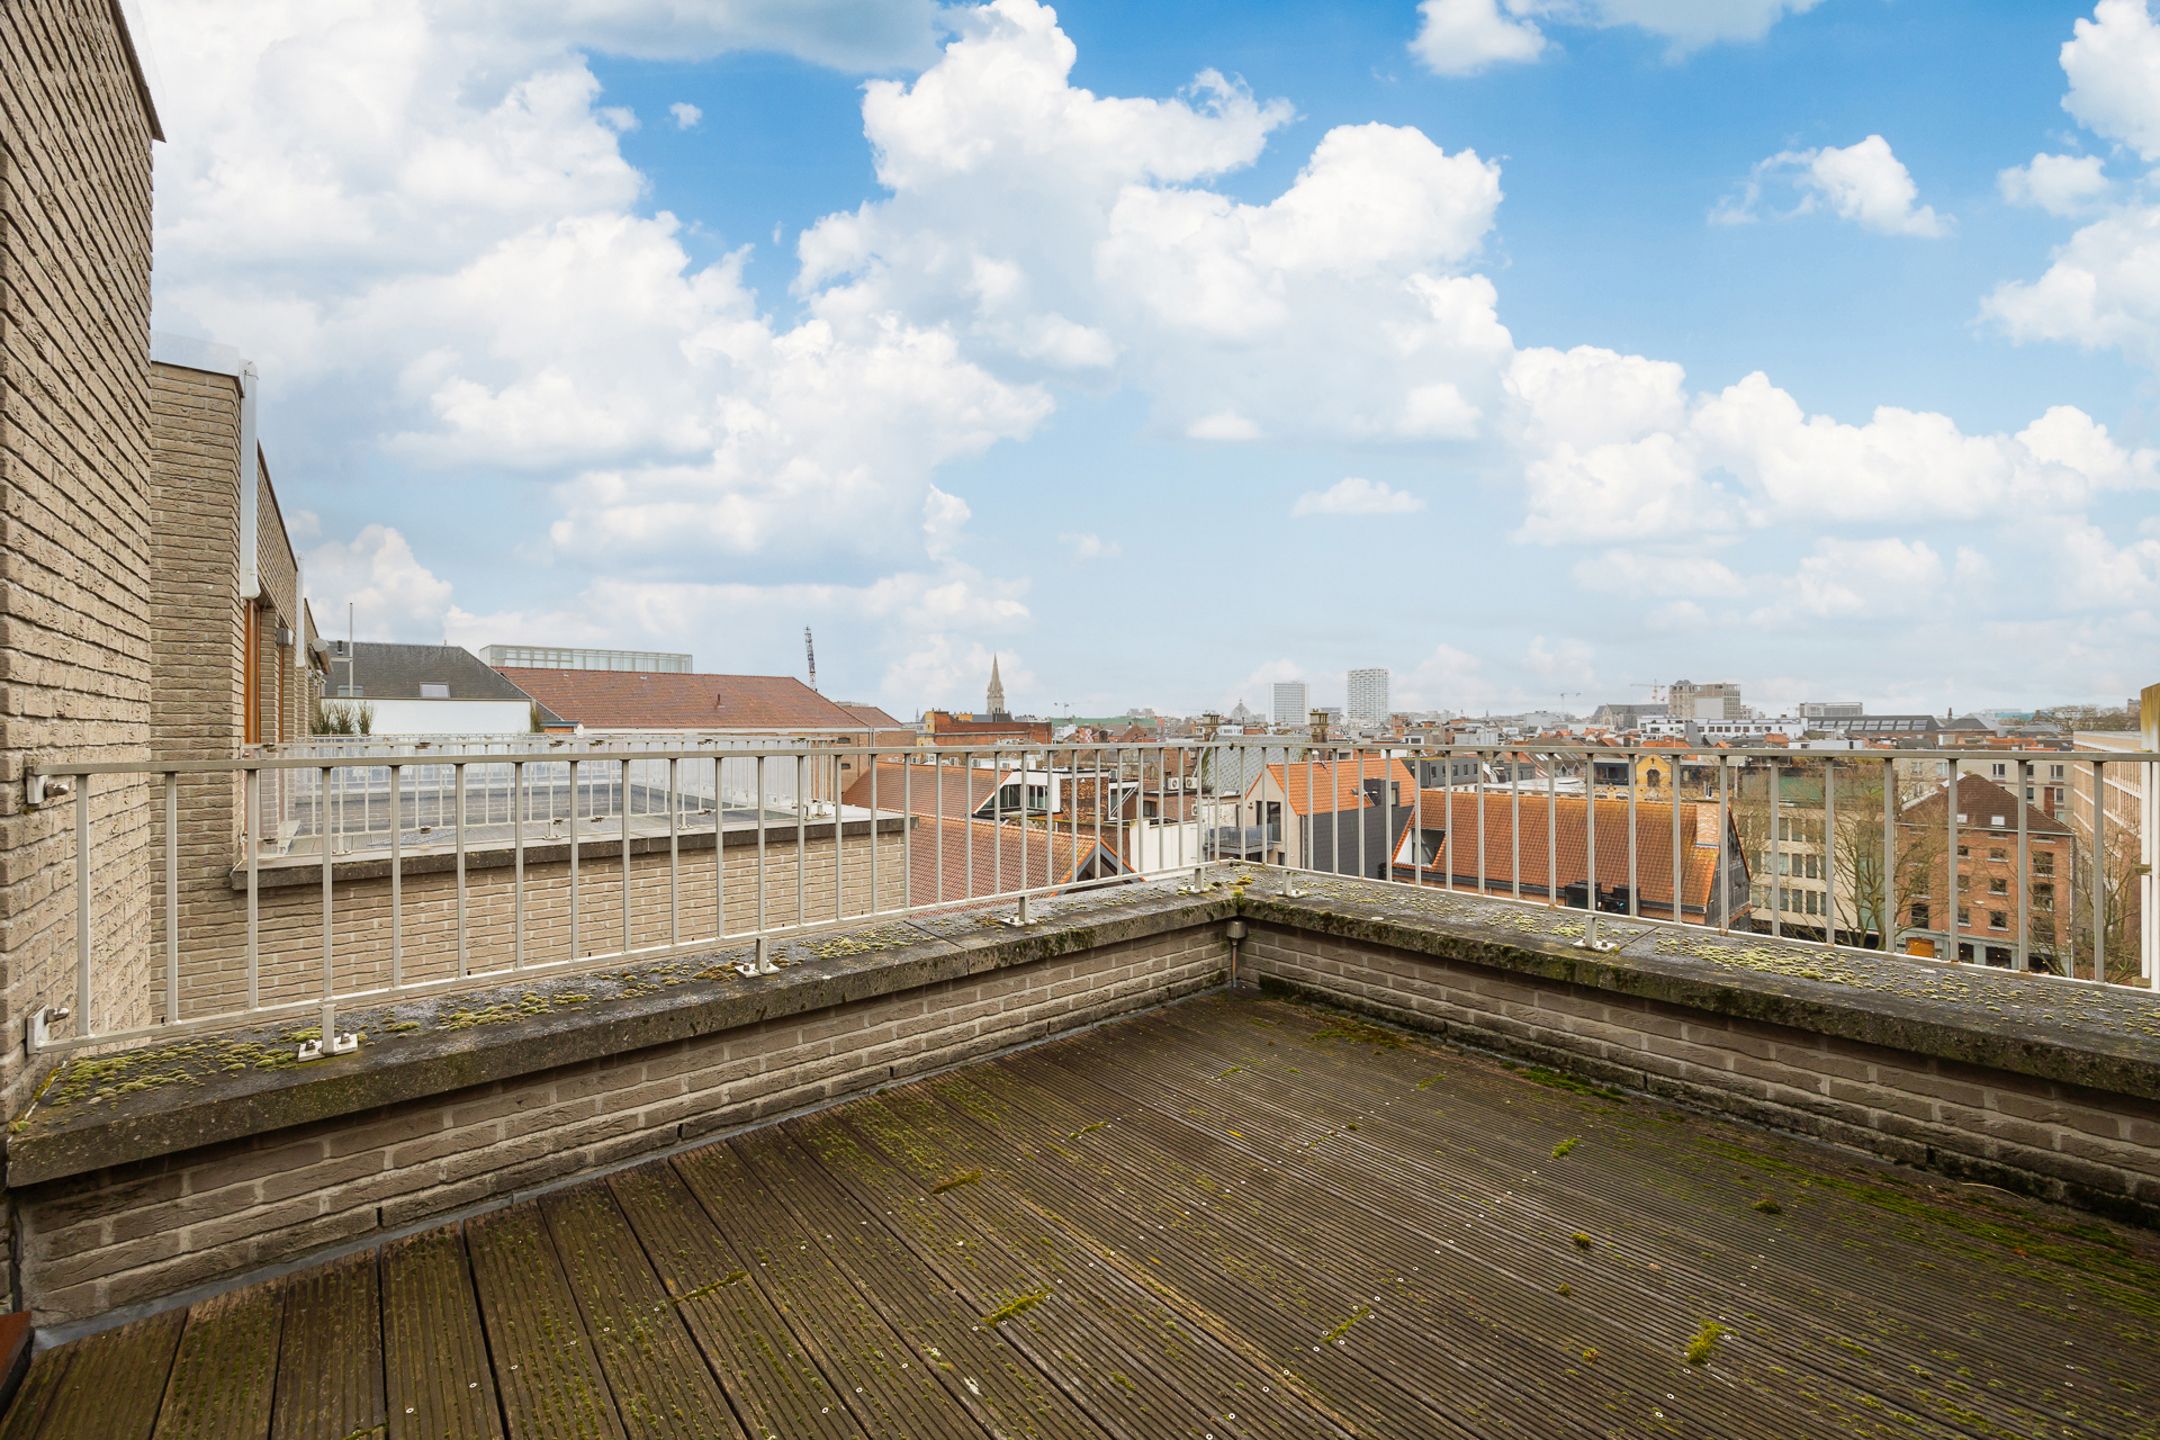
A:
1898,775,2073,970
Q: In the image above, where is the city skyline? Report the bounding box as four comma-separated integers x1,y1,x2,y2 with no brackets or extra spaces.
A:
136,0,2160,715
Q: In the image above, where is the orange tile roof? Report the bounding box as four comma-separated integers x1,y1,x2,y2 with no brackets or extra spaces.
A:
902,817,1124,907
1258,757,1417,816
841,760,999,817
840,702,905,728
1394,789,1736,919
498,669,866,731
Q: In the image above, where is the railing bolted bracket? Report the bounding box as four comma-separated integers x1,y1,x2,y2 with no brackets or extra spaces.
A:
738,934,779,978
298,1000,360,1061
1003,892,1038,927
25,1005,70,1056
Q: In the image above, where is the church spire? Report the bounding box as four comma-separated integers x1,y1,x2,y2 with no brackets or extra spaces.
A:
986,654,1007,717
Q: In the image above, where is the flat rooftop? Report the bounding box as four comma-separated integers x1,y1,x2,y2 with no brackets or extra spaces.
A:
6,989,2155,1438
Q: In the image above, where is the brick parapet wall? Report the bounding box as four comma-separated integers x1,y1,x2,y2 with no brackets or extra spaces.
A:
173,825,909,1019
1240,923,2160,1224
12,914,1229,1326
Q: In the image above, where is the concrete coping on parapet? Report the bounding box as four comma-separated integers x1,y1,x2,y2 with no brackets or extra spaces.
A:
15,865,2160,1188
5,880,1237,1188
229,813,909,890
1236,872,2160,1105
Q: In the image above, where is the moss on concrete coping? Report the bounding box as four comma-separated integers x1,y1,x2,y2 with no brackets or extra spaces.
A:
231,813,907,890
14,865,2159,1189
1240,872,2160,1103
6,880,1235,1188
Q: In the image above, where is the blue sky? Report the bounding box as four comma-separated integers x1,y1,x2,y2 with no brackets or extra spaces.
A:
139,0,2160,717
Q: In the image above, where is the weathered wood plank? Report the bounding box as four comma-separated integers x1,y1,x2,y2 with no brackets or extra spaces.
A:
466,1206,624,1440
737,1126,1105,1440
670,1145,986,1440
151,1286,281,1440
537,1184,742,1439
607,1164,863,1440
820,1092,1364,1440
0,1348,76,1440
25,1309,185,1440
271,1251,384,1440
381,1229,502,1440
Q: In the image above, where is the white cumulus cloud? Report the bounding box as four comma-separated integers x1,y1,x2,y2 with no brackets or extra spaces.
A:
1410,0,1547,76
1410,0,1819,76
2060,0,2160,161
1997,152,2111,215
1291,478,1427,517
669,101,703,129
1717,135,1950,237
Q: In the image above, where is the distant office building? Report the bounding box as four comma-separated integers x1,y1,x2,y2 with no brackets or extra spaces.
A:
1799,701,1864,720
482,644,692,673
1347,668,1391,724
1272,681,1309,727
1670,680,1743,722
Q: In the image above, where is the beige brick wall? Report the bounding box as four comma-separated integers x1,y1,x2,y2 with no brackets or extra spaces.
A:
254,457,305,745
14,922,1229,1325
1242,926,2160,1221
178,827,911,1018
0,2,159,1129
148,365,249,1027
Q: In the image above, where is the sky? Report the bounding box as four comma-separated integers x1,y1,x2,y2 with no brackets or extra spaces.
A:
135,0,2160,720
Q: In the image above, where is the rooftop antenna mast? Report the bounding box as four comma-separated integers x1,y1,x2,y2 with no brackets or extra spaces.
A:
804,626,818,692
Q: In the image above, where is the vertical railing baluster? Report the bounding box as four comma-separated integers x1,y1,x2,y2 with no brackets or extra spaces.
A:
1408,745,1424,890
511,760,523,971
1881,757,1896,954
1626,751,1639,921
668,756,680,949
714,755,727,940
1545,758,1557,907
1442,750,1455,894
1769,759,1782,942
1581,755,1602,949
795,754,807,927
1668,761,1681,928
1823,761,1837,951
74,776,91,1036
1511,754,1522,902
901,750,913,915
2091,760,2106,983
164,772,179,1026
1381,744,1393,885
246,768,260,1013
2016,759,2030,973
620,757,632,958
1355,744,1367,882
1716,760,1731,934
455,762,468,980
319,764,336,1047
755,755,768,937
1475,752,1487,899
966,749,977,902
1946,757,1961,965
569,758,581,962
835,747,848,924
391,763,404,989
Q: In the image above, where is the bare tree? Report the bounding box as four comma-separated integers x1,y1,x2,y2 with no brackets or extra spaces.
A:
1827,768,1942,952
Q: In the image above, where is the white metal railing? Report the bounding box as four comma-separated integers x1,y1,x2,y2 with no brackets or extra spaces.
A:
21,736,2158,1061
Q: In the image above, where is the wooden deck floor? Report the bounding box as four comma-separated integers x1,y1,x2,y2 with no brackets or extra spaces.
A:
6,990,2158,1440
